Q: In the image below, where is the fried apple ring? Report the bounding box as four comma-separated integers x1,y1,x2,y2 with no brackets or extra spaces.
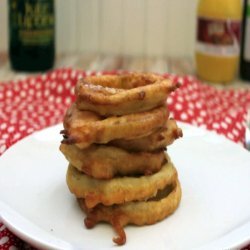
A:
78,179,181,245
61,103,169,149
60,144,166,179
75,73,178,116
110,118,183,152
66,155,177,208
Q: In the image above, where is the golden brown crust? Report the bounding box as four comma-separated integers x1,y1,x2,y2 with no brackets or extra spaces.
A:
110,118,183,152
78,179,181,245
66,155,177,208
59,72,183,246
60,144,166,179
75,73,177,116
61,103,169,149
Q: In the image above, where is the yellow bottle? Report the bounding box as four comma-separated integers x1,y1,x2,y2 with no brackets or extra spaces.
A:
195,0,242,83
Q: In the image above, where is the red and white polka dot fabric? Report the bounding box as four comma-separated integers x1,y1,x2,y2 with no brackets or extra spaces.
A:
0,68,250,249
164,74,250,146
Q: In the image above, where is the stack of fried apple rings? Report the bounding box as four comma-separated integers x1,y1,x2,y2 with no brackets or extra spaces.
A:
60,72,183,245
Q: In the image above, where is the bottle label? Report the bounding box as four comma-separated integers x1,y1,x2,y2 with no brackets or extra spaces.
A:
244,0,250,61
196,17,241,57
9,0,54,46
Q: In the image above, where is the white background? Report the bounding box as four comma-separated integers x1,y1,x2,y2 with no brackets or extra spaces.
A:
0,0,199,57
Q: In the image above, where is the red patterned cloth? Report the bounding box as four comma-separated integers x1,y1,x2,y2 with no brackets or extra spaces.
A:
0,68,250,249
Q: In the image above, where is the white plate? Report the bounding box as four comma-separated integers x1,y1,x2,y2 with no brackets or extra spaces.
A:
0,123,250,250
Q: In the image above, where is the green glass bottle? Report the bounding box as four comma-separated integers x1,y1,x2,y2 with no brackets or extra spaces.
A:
240,0,250,81
8,0,55,72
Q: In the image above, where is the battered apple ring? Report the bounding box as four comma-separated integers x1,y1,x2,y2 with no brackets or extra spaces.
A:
66,155,177,208
75,73,178,116
61,103,169,149
60,144,166,179
78,179,181,245
110,118,183,152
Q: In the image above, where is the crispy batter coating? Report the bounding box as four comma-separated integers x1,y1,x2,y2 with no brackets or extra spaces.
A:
78,179,181,245
60,72,183,246
75,73,178,116
61,103,169,148
60,144,166,179
66,155,177,208
110,118,183,152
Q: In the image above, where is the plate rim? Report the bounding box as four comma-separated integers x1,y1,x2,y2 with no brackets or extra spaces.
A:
0,122,250,250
